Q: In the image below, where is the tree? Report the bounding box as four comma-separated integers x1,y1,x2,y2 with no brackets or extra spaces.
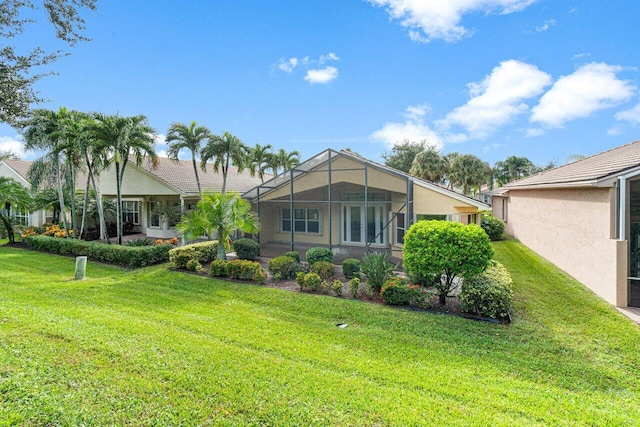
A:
270,148,300,176
0,177,33,243
382,140,428,173
176,192,260,260
1,0,96,126
90,113,157,244
166,121,210,198
447,154,491,195
248,143,273,183
403,220,493,305
493,156,538,186
200,131,249,195
409,146,447,183
0,150,19,161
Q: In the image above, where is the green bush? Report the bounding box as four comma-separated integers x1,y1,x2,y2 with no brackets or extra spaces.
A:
331,280,343,297
284,251,300,263
310,261,335,281
380,277,412,305
268,256,305,280
209,260,230,277
232,238,260,261
169,241,219,270
342,259,361,279
348,277,361,298
460,261,513,319
185,258,204,273
403,221,493,305
480,215,505,241
305,247,333,265
361,251,396,294
208,259,267,283
299,272,322,292
126,238,154,246
24,235,172,268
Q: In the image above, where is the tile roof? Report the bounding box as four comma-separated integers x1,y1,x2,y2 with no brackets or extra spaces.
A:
136,156,264,195
502,139,640,189
2,159,32,181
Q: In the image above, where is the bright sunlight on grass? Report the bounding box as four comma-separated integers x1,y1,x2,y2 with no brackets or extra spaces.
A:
1,239,639,425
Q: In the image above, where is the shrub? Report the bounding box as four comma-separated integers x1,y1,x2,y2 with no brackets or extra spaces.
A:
460,261,513,319
299,272,322,292
169,241,218,269
380,277,412,305
295,272,306,289
209,260,230,277
310,261,335,281
361,252,396,294
227,260,267,283
348,277,361,298
185,258,205,273
284,251,300,263
233,238,260,261
320,280,332,293
342,259,361,279
331,280,343,297
403,221,493,305
126,238,154,246
305,247,333,265
481,215,505,241
268,256,305,280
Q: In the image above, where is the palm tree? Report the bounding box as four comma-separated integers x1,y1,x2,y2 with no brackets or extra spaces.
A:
248,143,273,183
200,131,249,195
166,121,210,198
448,154,491,195
90,113,157,244
176,192,259,260
409,147,447,183
270,148,300,176
0,177,34,244
493,156,538,187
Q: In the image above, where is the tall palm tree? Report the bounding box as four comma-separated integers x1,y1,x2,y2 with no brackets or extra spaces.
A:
176,192,259,260
409,147,447,183
493,155,538,187
248,143,273,183
200,131,249,195
270,148,300,176
90,113,157,244
166,121,210,198
448,154,490,195
0,177,34,244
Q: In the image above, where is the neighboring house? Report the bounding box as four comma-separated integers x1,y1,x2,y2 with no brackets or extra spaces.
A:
0,159,48,227
0,156,263,239
243,149,490,260
491,139,640,308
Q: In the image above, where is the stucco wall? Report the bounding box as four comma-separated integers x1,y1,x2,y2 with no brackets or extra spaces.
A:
100,164,179,196
503,187,625,306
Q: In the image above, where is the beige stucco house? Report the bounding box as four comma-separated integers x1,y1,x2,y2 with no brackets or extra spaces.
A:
491,140,640,308
0,156,262,239
244,149,490,260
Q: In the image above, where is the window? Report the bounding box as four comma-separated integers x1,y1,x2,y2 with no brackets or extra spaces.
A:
121,201,140,225
467,214,477,224
167,201,181,227
396,212,405,244
341,192,387,202
282,208,320,234
13,208,30,226
148,201,161,228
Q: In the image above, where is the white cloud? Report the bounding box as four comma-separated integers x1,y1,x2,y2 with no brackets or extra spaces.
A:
607,125,624,136
304,66,339,84
615,103,640,125
536,19,556,32
370,104,443,149
524,127,545,138
438,60,552,139
0,135,25,157
319,52,339,63
368,0,537,42
531,63,636,127
278,57,299,73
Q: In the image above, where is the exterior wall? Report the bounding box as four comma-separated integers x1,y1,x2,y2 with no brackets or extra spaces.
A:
502,187,626,306
0,162,46,227
100,163,179,196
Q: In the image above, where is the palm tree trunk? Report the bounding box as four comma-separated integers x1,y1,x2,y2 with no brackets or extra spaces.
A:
89,170,109,243
221,155,229,195
0,212,15,244
115,162,123,245
217,227,227,260
192,154,202,198
69,164,77,238
56,160,70,238
79,172,91,239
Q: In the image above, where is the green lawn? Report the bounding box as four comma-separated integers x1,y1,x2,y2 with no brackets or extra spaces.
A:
1,239,639,426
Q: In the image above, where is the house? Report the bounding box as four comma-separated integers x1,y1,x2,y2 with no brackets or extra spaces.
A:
0,159,48,227
491,139,640,308
243,149,490,261
0,156,263,239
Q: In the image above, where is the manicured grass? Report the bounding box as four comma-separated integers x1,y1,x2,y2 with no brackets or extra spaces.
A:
1,239,639,425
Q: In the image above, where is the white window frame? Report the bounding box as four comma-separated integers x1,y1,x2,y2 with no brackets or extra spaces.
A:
281,208,321,234
121,201,140,225
148,201,161,228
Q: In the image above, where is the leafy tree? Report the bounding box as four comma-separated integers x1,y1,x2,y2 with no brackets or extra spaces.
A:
269,148,300,176
403,221,493,305
176,192,260,260
493,156,538,186
409,146,447,183
248,143,273,183
382,140,428,173
0,177,33,243
0,150,19,161
1,0,96,126
565,154,585,163
448,154,491,195
166,121,210,198
200,131,249,195
90,113,157,244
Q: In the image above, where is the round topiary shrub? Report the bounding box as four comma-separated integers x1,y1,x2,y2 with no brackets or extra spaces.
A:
403,221,493,305
305,247,333,265
480,215,505,241
342,258,361,279
233,238,260,261
460,261,513,320
268,255,305,280
380,276,411,305
284,251,300,263
310,261,335,281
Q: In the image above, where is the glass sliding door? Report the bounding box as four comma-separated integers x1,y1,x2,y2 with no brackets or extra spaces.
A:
343,204,386,245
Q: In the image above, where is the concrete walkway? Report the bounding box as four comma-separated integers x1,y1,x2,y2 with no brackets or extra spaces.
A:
617,307,640,325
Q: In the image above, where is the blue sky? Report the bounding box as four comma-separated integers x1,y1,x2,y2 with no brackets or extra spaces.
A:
2,0,640,168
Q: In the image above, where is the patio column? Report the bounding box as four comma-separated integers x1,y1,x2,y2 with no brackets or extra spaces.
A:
328,151,332,249
290,168,294,252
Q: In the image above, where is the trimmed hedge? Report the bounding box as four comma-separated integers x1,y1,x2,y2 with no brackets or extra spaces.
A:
24,235,172,268
169,241,218,269
209,259,267,283
284,251,300,263
232,238,260,261
268,255,306,280
460,261,513,319
305,247,333,265
310,261,335,281
480,215,505,241
342,258,361,279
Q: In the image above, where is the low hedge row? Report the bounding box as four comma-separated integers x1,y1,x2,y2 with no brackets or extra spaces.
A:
209,259,267,283
169,241,219,269
24,235,172,268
